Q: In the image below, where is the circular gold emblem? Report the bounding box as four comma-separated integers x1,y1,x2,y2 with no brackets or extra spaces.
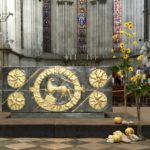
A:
89,91,107,110
7,92,25,110
89,69,108,88
30,67,84,112
7,69,26,88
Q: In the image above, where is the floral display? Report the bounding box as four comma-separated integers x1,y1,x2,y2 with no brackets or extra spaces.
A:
112,21,150,141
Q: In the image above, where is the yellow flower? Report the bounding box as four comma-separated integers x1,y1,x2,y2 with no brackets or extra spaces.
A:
112,49,115,53
128,24,133,30
120,42,125,49
124,22,129,28
124,22,134,30
132,32,136,36
136,73,142,80
127,22,134,29
126,48,131,54
131,76,137,82
128,66,134,72
125,32,132,38
128,21,133,26
133,41,138,46
112,34,118,40
112,55,116,59
142,74,146,80
121,49,126,53
137,55,143,61
117,71,122,76
120,30,125,34
123,54,129,59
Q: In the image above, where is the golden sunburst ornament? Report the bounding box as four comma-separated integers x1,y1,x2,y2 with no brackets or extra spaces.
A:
89,69,108,88
30,66,84,112
7,92,25,111
89,91,107,110
7,69,26,88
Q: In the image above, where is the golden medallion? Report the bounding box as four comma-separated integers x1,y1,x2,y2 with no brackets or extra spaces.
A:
7,92,25,110
30,66,84,112
89,91,107,110
7,69,26,88
89,69,108,88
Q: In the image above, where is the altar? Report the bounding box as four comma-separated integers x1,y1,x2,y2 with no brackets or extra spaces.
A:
2,66,112,118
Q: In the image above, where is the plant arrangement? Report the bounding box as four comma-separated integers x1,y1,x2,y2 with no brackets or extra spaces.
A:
112,21,138,120
112,21,150,140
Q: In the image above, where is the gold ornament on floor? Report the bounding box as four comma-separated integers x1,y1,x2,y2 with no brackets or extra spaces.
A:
89,91,107,110
89,69,108,88
30,67,84,112
7,69,26,88
113,117,122,124
125,127,135,136
7,92,25,110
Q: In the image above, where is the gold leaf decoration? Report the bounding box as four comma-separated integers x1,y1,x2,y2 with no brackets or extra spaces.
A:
30,67,84,112
7,69,26,88
7,92,25,110
89,69,108,88
89,91,107,110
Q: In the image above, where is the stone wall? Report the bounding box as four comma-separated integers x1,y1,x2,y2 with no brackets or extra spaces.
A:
87,0,113,59
122,0,144,53
0,0,148,66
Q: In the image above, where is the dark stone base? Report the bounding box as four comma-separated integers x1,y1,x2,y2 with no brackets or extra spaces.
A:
11,112,105,118
0,124,150,138
0,112,149,138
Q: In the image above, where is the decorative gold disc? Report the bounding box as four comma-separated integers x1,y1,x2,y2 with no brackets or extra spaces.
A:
89,69,108,88
7,69,26,88
89,91,107,110
30,66,84,112
7,92,25,111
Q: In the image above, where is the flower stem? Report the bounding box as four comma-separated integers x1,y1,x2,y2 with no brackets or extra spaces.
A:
124,73,127,120
136,95,145,140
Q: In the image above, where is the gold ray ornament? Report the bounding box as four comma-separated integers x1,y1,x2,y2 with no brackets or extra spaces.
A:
7,92,25,111
89,91,108,110
89,69,108,88
7,69,26,88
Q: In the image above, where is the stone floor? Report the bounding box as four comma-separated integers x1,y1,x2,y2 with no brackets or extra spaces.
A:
0,138,149,150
